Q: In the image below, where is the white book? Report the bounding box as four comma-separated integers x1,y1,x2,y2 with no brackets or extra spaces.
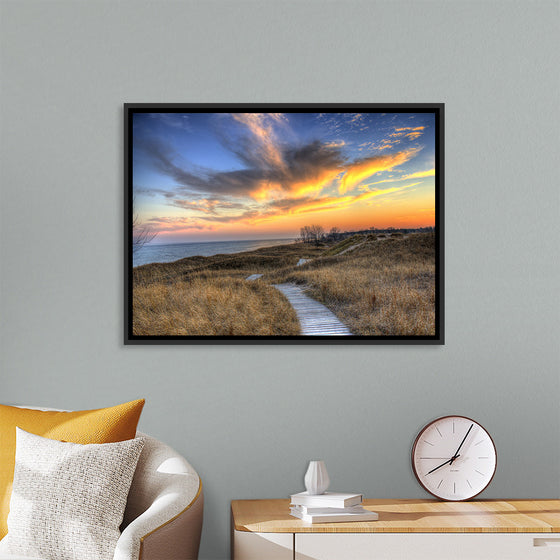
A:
292,504,366,514
290,506,378,524
290,491,363,508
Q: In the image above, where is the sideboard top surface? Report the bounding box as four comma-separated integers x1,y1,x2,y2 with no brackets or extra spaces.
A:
231,499,560,533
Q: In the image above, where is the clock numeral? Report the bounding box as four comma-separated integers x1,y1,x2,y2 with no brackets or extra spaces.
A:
474,440,485,446
437,479,443,489
423,440,434,446
435,427,443,438
466,479,472,489
475,470,485,476
453,483,456,494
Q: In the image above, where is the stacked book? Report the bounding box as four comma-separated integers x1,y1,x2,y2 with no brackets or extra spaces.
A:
289,492,378,523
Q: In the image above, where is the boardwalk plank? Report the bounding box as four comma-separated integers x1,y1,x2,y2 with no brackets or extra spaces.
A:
273,283,352,336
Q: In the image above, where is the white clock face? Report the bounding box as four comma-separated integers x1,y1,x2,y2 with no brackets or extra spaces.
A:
412,416,497,501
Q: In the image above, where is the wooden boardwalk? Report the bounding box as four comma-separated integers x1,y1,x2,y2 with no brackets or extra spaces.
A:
273,283,352,336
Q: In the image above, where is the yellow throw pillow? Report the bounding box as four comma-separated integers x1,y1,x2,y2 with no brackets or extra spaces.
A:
0,398,145,538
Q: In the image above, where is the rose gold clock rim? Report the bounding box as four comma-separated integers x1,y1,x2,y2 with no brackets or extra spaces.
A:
411,415,498,502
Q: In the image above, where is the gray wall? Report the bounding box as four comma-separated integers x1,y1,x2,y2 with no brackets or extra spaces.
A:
1,1,558,558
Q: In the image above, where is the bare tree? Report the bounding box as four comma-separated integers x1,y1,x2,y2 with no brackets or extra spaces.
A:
309,224,325,245
299,224,325,245
132,213,157,254
300,224,326,245
329,226,342,241
299,225,311,243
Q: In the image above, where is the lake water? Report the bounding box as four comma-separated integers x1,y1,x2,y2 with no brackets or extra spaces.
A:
133,238,296,267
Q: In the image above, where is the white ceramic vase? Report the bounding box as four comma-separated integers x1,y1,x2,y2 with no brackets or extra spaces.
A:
304,460,330,495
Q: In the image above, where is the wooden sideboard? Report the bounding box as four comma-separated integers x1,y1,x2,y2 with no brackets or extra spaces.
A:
231,498,560,559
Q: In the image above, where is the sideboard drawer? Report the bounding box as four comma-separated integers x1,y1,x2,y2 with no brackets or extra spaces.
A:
233,531,293,560
296,533,560,560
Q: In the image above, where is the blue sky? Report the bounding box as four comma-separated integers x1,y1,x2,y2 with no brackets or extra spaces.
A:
132,111,436,243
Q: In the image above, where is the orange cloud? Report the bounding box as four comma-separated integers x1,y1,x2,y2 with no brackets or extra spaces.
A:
359,140,393,152
390,126,427,142
324,140,346,148
248,165,342,202
146,216,216,233
402,168,435,180
250,181,284,201
151,178,430,237
339,149,418,194
354,183,421,203
290,167,342,197
138,113,437,241
368,168,435,186
278,196,350,216
173,198,246,215
404,131,422,140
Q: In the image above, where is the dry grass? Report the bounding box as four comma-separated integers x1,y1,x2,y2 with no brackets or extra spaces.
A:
133,275,299,336
266,233,436,336
321,235,364,256
133,243,324,285
132,233,436,337
131,243,321,336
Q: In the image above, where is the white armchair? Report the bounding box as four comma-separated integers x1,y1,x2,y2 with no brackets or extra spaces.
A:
116,432,203,560
0,431,203,560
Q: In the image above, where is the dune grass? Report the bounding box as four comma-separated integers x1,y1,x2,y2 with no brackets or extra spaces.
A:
266,233,436,336
133,275,300,336
131,243,322,336
133,243,324,285
132,233,436,337
321,235,364,257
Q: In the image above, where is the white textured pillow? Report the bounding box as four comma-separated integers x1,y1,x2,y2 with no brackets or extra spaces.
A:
1,428,144,560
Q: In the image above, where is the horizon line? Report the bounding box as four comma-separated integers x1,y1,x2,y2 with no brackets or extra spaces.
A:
143,226,436,247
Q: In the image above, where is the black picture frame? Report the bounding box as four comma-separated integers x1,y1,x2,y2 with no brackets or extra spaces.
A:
125,103,444,345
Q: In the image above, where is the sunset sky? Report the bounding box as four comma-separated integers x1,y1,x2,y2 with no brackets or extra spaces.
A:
132,111,436,244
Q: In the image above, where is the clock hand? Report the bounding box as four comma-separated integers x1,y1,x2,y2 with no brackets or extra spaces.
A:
426,455,461,475
449,423,473,464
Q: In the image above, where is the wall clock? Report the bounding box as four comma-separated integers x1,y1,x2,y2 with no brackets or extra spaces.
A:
412,415,497,501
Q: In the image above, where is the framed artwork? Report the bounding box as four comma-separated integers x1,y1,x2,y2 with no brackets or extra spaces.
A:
125,103,444,344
